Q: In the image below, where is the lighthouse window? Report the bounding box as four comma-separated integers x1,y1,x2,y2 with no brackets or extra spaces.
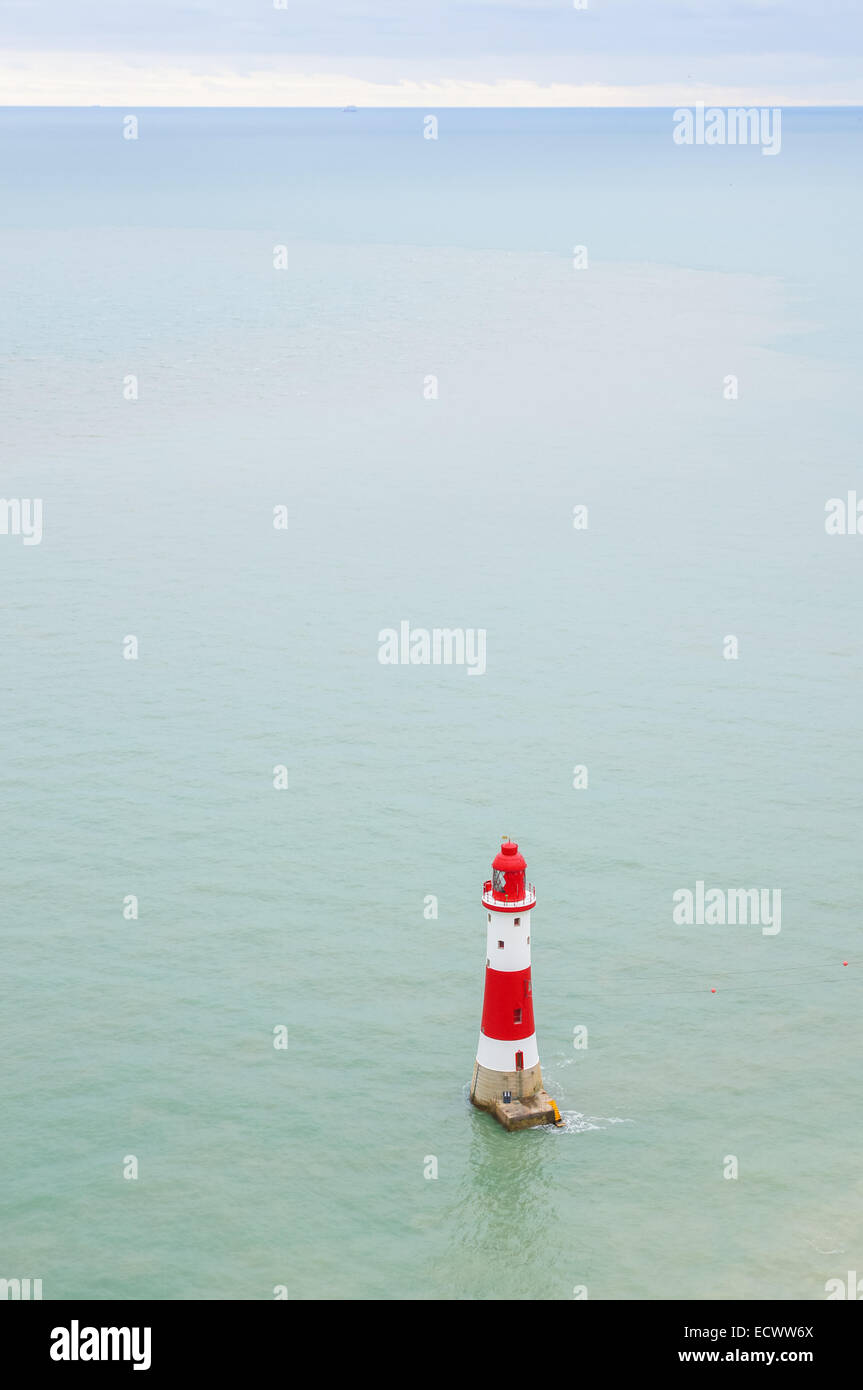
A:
497,940,504,950
487,913,491,923
514,917,521,926
526,936,530,944
513,1008,522,1025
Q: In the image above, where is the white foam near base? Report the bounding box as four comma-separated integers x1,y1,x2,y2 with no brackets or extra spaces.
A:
543,1111,635,1134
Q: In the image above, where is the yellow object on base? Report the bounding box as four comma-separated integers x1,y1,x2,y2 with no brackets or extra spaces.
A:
549,1098,564,1126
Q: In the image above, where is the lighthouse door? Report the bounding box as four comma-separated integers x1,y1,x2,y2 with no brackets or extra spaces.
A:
515,1051,524,1071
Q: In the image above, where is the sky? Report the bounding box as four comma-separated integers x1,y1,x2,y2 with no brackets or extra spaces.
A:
0,0,861,106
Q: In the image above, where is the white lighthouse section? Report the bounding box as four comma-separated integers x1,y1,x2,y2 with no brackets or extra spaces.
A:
476,1032,540,1071
484,906,533,972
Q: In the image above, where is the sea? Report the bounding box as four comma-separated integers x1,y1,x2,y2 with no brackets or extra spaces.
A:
1,106,861,1300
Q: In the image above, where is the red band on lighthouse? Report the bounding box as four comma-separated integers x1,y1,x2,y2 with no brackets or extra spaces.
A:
481,965,535,1039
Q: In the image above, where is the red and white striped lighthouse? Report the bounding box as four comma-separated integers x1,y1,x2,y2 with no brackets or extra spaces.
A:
470,838,562,1130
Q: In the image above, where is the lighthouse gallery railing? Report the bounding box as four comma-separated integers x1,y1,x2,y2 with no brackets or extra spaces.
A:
482,880,537,909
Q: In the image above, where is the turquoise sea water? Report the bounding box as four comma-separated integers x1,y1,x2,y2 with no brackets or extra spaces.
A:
1,108,862,1300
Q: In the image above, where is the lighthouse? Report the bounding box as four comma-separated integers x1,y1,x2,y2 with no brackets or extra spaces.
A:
470,838,563,1130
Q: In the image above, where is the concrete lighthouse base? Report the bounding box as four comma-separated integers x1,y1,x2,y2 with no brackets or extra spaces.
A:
470,1060,562,1132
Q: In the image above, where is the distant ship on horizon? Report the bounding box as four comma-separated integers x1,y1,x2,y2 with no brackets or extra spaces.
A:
342,105,358,113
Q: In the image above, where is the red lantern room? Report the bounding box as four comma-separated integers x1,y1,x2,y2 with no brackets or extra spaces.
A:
492,839,526,901
481,837,535,911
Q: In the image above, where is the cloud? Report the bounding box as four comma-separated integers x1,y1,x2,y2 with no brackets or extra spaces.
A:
1,50,860,106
